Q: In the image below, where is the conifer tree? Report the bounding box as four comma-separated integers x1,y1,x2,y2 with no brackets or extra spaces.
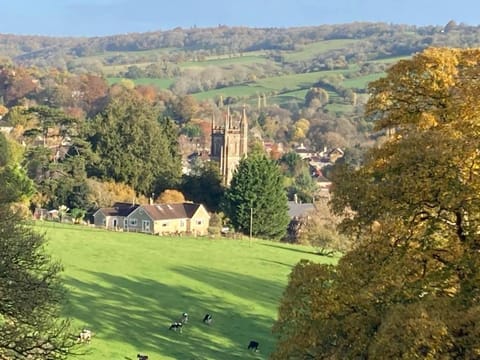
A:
87,89,181,195
223,153,289,239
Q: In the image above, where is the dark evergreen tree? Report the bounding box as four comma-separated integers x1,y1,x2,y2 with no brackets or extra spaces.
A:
87,89,181,195
223,154,289,239
181,161,224,212
279,152,316,202
156,115,181,192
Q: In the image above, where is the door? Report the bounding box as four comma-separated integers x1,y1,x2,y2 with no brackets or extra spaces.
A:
142,220,151,233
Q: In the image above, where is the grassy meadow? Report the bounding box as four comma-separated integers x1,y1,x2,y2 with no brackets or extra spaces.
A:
281,39,360,62
39,222,337,360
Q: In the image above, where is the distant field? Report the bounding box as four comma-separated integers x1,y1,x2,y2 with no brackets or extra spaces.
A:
107,77,174,89
192,84,263,101
282,39,360,62
180,54,270,69
101,47,406,112
342,72,385,89
370,55,411,64
40,222,335,360
192,68,355,102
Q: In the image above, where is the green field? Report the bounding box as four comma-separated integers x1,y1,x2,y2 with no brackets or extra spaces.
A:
191,68,356,103
107,77,174,89
341,72,384,89
282,39,360,62
101,47,405,113
180,54,269,69
40,222,336,359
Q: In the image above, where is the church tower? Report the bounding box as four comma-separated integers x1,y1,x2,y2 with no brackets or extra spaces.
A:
211,106,248,186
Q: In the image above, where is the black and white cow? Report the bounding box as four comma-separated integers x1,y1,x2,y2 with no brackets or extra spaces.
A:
178,312,189,324
169,322,183,333
202,313,213,325
248,340,259,352
137,354,149,360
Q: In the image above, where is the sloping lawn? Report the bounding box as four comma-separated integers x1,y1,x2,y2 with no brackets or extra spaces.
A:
39,222,337,360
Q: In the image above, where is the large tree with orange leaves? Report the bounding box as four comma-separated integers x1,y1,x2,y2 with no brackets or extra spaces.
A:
273,48,480,359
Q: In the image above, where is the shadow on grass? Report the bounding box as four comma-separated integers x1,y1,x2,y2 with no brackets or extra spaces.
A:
258,242,319,255
255,259,293,268
65,269,279,359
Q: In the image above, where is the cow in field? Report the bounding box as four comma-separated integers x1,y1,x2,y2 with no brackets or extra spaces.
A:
169,322,183,333
248,340,259,352
178,312,189,324
202,313,213,325
137,354,148,360
77,329,93,343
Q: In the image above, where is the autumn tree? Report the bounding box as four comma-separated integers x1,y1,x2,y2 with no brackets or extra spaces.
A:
304,87,329,108
223,153,289,239
0,66,39,106
0,104,7,117
273,48,480,359
156,189,185,203
166,94,198,124
291,118,310,142
297,200,352,254
86,178,147,208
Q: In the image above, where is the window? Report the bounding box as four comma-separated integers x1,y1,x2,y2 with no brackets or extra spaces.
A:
197,220,202,225
129,218,138,226
180,220,185,227
124,219,128,228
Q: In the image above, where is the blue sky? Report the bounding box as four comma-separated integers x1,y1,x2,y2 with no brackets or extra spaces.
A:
1,0,479,37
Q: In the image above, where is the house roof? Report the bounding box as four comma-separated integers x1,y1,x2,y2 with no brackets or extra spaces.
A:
140,202,207,220
95,204,139,217
328,148,344,155
287,201,315,218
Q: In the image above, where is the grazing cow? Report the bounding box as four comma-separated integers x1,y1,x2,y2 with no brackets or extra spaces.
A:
77,329,92,343
248,340,259,352
178,312,189,324
137,354,149,360
169,322,183,333
202,313,213,325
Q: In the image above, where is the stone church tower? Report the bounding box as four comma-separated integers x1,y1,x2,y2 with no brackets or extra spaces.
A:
211,107,248,186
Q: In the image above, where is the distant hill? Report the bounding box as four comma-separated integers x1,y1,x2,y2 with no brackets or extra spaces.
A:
2,22,478,106
2,21,480,151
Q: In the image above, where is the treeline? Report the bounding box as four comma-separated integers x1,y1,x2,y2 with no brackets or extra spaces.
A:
2,21,480,72
0,64,193,215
